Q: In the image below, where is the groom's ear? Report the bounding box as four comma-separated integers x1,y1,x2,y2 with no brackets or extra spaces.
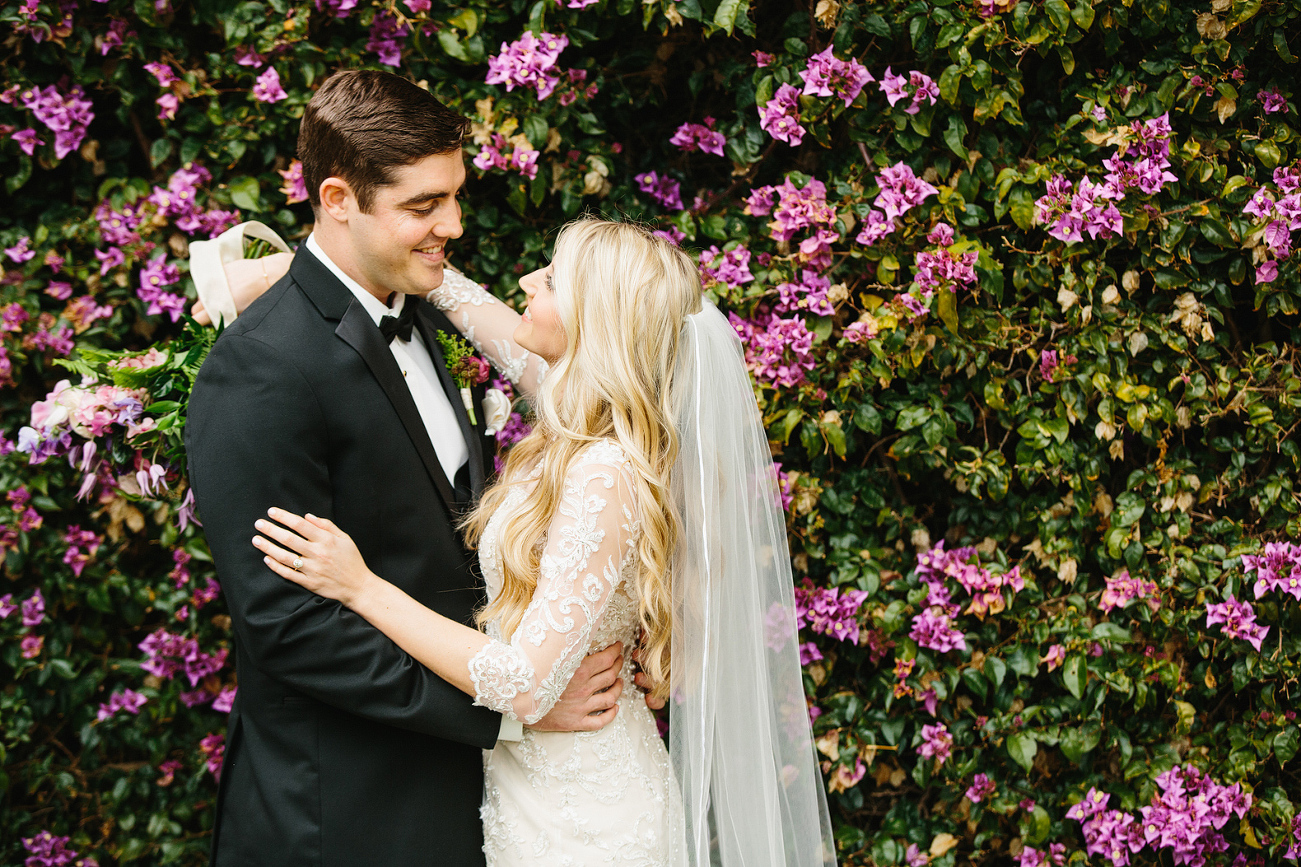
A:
318,177,355,223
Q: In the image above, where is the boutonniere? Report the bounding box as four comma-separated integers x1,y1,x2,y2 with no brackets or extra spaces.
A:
482,388,511,437
434,332,490,424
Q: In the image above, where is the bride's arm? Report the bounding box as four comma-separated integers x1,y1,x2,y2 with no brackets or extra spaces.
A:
256,456,636,723
427,269,548,400
206,255,546,399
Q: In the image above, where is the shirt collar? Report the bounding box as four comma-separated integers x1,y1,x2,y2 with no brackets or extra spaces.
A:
304,233,400,327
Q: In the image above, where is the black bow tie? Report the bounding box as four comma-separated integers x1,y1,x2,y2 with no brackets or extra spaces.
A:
379,295,418,343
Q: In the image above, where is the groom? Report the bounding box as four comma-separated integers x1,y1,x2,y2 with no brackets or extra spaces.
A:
186,70,624,867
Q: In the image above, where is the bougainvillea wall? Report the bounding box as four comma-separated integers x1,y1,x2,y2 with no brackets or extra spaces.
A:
1,0,1299,862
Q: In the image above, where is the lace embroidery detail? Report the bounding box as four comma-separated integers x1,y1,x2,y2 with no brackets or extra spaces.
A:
426,268,499,312
468,443,633,725
477,439,683,866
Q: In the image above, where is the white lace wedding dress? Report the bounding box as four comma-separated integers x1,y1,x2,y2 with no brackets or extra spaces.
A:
430,272,684,867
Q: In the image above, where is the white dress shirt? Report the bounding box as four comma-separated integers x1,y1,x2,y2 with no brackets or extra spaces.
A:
303,236,523,742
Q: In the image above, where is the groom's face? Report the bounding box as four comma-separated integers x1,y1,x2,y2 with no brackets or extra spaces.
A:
347,149,467,300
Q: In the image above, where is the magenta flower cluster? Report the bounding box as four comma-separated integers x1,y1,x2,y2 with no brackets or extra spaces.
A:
634,170,683,211
965,772,996,803
199,732,225,777
1034,174,1124,243
758,83,805,146
1099,569,1160,614
670,118,726,157
1241,165,1300,285
1036,114,1179,242
62,524,101,577
1205,596,1268,651
21,830,98,867
1,586,47,659
775,269,833,316
898,224,978,320
698,245,754,290
96,688,147,721
727,310,816,387
878,67,939,115
1258,87,1288,114
147,164,240,239
917,722,953,765
799,46,873,107
855,162,939,247
908,542,1021,651
1018,844,1067,867
13,82,94,159
1242,539,1301,599
366,12,410,67
793,577,869,644
278,159,309,204
1067,766,1252,867
486,31,570,101
474,136,540,180
138,627,228,686
251,66,288,103
746,175,841,268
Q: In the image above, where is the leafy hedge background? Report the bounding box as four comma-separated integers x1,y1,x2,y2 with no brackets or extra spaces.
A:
1,0,1300,862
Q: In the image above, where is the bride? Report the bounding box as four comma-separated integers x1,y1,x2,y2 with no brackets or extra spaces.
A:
216,217,833,866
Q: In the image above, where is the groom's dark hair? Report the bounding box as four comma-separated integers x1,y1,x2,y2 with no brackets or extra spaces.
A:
298,70,470,214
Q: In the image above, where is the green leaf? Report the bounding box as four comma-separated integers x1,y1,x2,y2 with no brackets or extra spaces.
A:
437,30,471,63
1044,0,1072,31
446,8,478,36
943,114,968,160
712,0,749,34
1063,654,1086,699
936,288,959,332
1091,622,1131,642
819,417,847,458
1273,727,1299,765
228,176,261,212
150,137,174,169
1255,140,1282,169
1070,0,1095,28
1275,30,1295,63
1008,732,1037,771
896,405,931,431
523,115,549,149
1009,185,1036,230
938,65,963,105
1060,722,1102,763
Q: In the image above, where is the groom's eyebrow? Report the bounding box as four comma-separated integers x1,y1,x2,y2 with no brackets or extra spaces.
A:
396,185,467,208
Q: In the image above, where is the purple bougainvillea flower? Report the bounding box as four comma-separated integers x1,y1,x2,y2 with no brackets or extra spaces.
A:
251,66,288,103
758,83,805,146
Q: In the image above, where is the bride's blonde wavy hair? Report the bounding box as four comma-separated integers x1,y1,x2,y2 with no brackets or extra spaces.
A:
462,218,703,702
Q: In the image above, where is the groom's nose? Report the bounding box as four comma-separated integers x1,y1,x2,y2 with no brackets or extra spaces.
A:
432,203,464,242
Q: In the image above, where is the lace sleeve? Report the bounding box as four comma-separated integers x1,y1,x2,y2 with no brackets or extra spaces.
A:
427,268,549,398
466,445,639,724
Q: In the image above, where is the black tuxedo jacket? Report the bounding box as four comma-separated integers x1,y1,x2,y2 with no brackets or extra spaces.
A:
186,249,501,867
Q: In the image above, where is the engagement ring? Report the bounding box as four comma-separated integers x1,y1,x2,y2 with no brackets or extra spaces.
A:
292,557,303,571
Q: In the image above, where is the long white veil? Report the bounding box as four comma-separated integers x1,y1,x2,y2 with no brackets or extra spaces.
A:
669,301,836,867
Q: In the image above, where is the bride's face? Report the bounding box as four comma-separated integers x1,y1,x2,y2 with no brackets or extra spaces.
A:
515,263,566,363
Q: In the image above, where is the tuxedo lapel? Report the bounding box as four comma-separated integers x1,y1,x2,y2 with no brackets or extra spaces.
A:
415,305,486,497
335,300,459,514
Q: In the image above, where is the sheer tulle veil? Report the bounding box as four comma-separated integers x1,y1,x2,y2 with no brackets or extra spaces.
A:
668,300,836,867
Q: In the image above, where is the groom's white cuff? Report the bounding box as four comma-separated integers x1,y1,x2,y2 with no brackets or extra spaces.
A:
498,717,523,742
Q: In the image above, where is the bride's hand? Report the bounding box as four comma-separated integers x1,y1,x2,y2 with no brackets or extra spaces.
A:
190,253,294,326
254,508,379,608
